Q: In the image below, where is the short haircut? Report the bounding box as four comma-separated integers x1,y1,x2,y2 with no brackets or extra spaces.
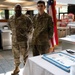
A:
37,1,45,6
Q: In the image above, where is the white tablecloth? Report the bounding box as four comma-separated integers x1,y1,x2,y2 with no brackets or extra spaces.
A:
59,35,75,43
23,51,70,75
59,35,75,50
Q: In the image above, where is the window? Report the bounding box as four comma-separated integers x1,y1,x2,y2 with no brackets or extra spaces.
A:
0,10,5,19
60,6,68,13
9,10,14,18
56,5,68,20
33,10,38,15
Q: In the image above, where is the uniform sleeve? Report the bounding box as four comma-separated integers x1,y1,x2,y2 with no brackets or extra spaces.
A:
32,15,36,29
8,19,11,30
26,17,33,33
48,16,54,39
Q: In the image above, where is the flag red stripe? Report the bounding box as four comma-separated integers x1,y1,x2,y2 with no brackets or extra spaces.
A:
52,1,58,45
49,0,58,47
51,38,54,47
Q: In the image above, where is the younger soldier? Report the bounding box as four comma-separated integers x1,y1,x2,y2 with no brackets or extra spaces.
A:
32,1,53,56
8,4,32,75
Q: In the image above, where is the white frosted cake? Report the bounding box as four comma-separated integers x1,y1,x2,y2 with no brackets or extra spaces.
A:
42,52,75,72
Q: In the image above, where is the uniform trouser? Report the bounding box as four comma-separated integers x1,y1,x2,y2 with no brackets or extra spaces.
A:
12,42,28,67
32,45,50,56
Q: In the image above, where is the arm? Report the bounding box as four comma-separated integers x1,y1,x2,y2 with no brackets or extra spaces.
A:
8,19,11,30
32,15,37,29
26,17,33,34
8,16,13,30
48,16,54,39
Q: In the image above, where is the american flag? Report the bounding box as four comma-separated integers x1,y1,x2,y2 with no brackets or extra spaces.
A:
47,0,58,49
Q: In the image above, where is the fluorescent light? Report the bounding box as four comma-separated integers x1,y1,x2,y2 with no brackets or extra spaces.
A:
0,4,8,7
5,0,25,3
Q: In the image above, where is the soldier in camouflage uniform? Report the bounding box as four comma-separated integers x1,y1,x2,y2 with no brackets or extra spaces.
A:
8,4,32,75
32,1,53,56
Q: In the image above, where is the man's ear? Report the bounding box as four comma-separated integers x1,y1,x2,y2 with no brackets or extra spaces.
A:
44,6,46,9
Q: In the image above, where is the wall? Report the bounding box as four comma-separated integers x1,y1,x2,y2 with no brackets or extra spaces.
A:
0,20,8,29
56,0,75,4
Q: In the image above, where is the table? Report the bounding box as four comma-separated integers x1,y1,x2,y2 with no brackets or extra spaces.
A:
23,51,70,75
59,35,75,50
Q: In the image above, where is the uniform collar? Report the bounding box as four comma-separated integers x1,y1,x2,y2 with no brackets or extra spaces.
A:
13,14,24,20
37,12,46,18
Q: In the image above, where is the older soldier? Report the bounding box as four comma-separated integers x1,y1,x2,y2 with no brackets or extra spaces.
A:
32,1,53,56
9,4,32,75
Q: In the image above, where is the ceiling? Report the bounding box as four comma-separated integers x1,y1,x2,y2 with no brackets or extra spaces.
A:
0,0,36,10
0,0,47,10
0,0,75,10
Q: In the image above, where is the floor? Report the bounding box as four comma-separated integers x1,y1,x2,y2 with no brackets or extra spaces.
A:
0,49,27,75
0,50,14,75
0,44,62,75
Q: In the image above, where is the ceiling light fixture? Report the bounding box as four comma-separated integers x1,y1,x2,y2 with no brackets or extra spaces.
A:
0,4,8,7
5,0,25,3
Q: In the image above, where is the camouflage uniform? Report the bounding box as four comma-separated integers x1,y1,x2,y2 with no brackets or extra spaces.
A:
8,14,32,66
32,12,53,56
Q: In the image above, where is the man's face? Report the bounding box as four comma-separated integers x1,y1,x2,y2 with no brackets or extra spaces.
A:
37,3,45,13
15,5,22,16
